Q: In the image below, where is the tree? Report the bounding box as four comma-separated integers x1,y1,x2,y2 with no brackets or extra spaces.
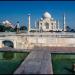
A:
20,25,27,31
4,26,15,32
66,26,71,32
0,25,6,32
71,29,75,32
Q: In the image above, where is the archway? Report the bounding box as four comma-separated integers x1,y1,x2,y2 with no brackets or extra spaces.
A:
2,40,14,60
2,40,14,48
45,22,49,29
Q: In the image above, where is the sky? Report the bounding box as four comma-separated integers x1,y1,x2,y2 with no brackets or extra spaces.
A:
0,1,75,29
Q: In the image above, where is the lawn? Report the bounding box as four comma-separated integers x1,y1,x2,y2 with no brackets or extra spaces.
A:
0,51,29,74
51,53,75,74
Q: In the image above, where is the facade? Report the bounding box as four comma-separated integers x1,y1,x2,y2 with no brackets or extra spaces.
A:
38,12,57,31
0,32,75,49
29,11,65,32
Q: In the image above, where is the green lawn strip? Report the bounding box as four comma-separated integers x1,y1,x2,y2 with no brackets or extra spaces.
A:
0,51,29,74
51,53,75,74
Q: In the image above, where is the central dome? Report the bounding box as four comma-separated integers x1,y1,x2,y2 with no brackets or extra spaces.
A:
43,12,51,19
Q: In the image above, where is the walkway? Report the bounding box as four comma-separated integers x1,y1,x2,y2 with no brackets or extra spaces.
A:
14,49,53,74
0,46,75,53
34,46,75,53
0,47,30,52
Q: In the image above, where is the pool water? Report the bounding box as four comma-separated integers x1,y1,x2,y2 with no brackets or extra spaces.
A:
0,52,29,74
51,53,75,74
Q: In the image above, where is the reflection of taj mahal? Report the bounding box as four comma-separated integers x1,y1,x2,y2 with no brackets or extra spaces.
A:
28,11,66,32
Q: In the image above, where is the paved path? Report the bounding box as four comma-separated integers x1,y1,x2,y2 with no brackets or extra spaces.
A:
0,47,30,52
0,46,75,53
33,46,75,53
14,49,53,74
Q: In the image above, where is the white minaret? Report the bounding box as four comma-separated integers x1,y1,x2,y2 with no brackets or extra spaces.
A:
58,20,59,31
63,13,66,31
16,21,20,33
35,21,37,32
28,14,31,32
35,21,36,27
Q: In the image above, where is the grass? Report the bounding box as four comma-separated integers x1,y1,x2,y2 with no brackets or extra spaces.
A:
0,51,29,74
51,53,75,74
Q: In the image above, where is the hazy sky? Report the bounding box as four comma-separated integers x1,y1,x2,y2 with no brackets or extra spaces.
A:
0,1,75,29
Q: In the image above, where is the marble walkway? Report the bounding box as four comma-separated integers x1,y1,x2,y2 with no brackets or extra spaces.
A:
14,48,53,74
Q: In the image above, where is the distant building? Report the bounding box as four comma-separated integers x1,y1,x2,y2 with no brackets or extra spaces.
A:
2,20,14,28
29,12,66,32
38,12,57,31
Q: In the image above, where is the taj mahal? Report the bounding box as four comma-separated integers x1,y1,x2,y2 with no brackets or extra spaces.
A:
0,11,75,49
28,11,66,32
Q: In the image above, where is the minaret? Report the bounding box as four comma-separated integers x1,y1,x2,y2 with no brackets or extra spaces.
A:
28,14,31,32
16,21,20,33
35,21,37,28
63,13,66,31
35,21,37,32
57,20,59,31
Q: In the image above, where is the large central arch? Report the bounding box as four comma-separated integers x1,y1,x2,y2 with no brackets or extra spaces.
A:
2,40,14,48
